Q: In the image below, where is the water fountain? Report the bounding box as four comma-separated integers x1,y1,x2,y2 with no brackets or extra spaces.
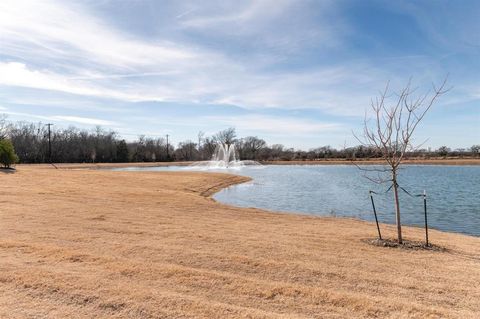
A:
189,143,260,169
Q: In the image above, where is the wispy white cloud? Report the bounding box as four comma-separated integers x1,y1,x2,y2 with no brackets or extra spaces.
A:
49,116,116,126
180,0,293,29
1,111,52,122
179,0,344,54
0,62,117,99
0,59,388,117
0,0,372,116
0,93,128,113
0,62,172,102
175,8,196,20
0,0,194,70
202,115,342,135
2,110,116,126
391,1,480,52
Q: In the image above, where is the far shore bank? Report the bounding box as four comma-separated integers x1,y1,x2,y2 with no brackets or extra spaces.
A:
14,161,195,170
14,157,480,170
264,157,480,166
1,166,479,318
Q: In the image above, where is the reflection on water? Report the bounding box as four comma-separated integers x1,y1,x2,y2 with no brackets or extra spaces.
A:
113,165,480,237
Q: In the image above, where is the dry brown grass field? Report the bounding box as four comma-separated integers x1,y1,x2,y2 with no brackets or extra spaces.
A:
1,165,479,318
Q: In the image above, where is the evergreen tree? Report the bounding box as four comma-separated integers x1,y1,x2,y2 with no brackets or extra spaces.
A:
0,139,19,168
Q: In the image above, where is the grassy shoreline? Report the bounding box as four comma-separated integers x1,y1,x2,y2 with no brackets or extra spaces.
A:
1,166,479,318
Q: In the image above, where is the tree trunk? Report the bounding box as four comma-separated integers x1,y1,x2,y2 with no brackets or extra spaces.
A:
392,171,403,243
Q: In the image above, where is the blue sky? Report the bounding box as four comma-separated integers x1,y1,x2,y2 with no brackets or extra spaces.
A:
0,0,478,149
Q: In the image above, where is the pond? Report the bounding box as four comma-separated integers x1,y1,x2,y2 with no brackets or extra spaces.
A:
113,165,480,237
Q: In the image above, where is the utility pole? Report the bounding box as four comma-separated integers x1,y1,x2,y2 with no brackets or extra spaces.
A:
46,123,53,163
166,134,169,160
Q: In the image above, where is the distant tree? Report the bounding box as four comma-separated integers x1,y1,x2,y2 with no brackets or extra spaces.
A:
175,140,198,161
311,146,332,159
471,145,480,157
437,146,450,158
116,140,129,163
355,77,449,243
0,139,18,168
89,126,117,163
237,136,266,160
8,122,48,163
270,144,284,160
309,152,318,160
0,114,7,140
282,147,295,161
200,136,217,160
197,131,205,160
90,150,96,163
214,127,236,146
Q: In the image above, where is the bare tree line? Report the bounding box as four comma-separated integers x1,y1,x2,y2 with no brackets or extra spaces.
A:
1,118,478,164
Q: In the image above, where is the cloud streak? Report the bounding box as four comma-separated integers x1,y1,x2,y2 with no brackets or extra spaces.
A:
202,115,342,135
2,110,116,126
0,0,194,69
49,116,116,126
0,62,169,102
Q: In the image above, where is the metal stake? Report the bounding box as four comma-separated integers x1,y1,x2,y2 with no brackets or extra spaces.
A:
423,190,429,246
369,191,382,240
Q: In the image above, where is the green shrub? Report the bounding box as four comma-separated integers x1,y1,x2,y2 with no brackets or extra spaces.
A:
0,139,18,168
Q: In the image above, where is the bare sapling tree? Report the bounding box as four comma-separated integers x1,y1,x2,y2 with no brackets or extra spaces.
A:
355,77,449,243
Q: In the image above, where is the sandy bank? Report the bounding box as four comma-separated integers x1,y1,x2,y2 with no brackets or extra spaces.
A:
1,166,479,318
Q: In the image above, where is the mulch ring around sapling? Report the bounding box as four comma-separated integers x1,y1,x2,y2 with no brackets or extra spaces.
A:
362,238,447,252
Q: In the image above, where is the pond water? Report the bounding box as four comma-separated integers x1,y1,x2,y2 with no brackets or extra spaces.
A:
113,165,480,237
